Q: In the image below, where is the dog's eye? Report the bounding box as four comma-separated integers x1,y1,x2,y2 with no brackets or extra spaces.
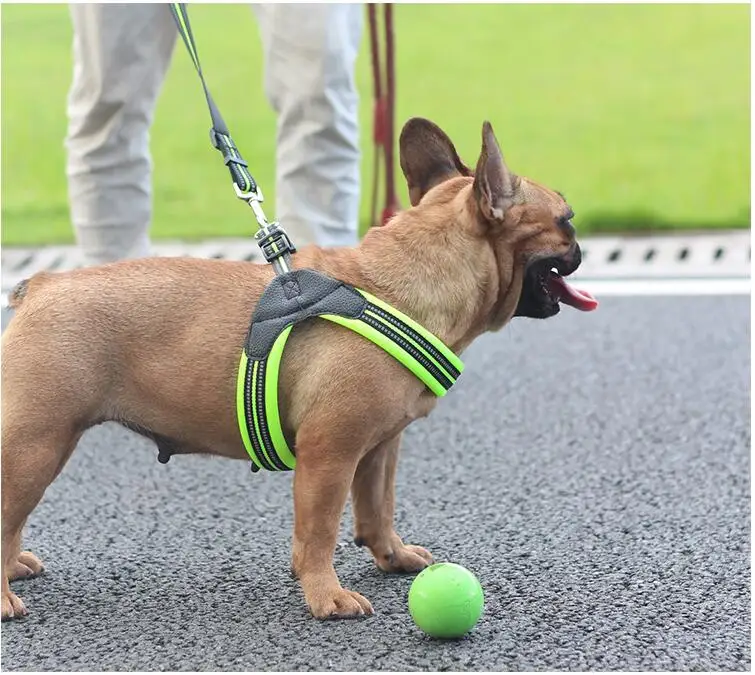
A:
558,208,575,225
557,215,575,233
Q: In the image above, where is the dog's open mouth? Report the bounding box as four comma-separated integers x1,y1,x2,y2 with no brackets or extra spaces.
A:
516,245,598,318
541,269,597,311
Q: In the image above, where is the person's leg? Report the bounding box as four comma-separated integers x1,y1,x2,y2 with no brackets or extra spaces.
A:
252,4,363,248
65,4,177,266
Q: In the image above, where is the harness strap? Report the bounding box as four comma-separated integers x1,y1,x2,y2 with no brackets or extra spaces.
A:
236,270,464,473
330,289,462,395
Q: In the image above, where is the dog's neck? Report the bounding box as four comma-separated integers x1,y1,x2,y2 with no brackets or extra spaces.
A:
296,189,515,354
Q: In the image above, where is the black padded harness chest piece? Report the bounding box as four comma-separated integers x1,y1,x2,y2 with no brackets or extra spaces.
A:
245,269,365,359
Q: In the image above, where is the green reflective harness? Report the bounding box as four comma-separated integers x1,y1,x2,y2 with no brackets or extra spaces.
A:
236,269,464,472
169,3,465,474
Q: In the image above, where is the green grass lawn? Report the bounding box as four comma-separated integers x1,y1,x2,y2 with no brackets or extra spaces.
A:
1,3,749,246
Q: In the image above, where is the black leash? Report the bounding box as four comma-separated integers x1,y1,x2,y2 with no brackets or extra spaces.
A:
169,3,296,275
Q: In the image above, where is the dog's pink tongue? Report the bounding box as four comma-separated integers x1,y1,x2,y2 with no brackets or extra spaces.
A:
547,274,598,311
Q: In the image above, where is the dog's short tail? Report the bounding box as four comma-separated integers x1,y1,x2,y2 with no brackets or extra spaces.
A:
7,278,30,309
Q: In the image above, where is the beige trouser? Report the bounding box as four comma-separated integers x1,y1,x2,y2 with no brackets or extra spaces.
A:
65,3,363,266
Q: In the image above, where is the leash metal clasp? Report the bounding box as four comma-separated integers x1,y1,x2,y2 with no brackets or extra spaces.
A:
233,182,270,230
234,184,297,273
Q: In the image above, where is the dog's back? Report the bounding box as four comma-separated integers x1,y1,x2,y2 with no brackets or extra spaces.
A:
7,278,30,310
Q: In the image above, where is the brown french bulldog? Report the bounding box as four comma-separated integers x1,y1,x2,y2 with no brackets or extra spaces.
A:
1,118,596,621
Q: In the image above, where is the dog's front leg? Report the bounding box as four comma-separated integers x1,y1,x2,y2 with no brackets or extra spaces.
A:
351,434,434,573
291,425,374,620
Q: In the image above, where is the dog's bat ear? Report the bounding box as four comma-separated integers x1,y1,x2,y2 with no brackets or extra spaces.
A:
473,121,522,224
399,118,472,206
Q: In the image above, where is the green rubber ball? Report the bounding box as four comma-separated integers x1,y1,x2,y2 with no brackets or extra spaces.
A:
408,562,484,638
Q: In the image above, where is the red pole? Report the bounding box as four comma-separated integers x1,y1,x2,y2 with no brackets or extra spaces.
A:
381,4,400,225
368,4,385,228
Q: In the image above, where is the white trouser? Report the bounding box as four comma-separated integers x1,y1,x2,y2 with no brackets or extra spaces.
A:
65,3,363,266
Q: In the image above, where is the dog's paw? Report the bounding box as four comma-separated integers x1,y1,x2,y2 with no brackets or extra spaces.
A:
377,543,434,574
306,586,374,620
1,589,28,621
8,551,44,582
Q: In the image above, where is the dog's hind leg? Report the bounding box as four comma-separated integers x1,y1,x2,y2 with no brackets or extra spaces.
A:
351,433,434,573
1,288,104,620
6,527,44,581
4,427,80,586
1,425,80,620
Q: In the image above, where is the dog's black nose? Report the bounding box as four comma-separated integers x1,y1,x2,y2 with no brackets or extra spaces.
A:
557,243,581,276
571,242,582,269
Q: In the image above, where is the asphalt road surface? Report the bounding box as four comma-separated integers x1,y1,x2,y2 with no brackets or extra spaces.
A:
1,295,750,671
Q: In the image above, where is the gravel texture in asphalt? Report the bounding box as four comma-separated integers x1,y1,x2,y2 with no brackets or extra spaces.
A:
1,295,750,671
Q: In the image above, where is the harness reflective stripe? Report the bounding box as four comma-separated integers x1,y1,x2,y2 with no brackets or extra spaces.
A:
236,274,464,473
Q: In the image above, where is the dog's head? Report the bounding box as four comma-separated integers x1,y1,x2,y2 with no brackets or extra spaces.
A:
399,118,597,326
